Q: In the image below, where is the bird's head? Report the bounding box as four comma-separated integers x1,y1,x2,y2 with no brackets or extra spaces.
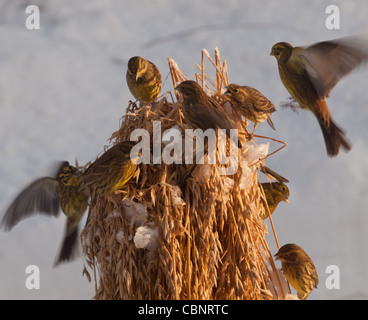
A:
127,56,148,81
270,42,294,62
224,83,248,103
175,80,204,99
225,83,241,96
56,162,82,186
274,243,303,264
274,182,290,203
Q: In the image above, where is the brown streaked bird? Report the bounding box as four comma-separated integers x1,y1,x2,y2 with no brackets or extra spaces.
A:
175,80,288,186
260,182,289,220
225,83,276,133
175,80,241,148
126,56,162,105
270,36,368,157
81,141,138,199
81,141,139,226
1,161,89,266
275,243,319,300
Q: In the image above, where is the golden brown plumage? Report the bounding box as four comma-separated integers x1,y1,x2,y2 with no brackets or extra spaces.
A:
126,56,162,104
175,80,241,148
275,243,319,300
225,83,276,132
271,36,368,157
260,182,289,220
81,141,138,200
1,161,89,266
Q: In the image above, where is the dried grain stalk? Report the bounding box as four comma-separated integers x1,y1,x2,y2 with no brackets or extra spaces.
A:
81,49,289,300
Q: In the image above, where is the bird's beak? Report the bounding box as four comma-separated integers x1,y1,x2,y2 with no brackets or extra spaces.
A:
274,253,280,260
269,50,274,56
283,195,289,203
223,88,232,98
135,69,144,81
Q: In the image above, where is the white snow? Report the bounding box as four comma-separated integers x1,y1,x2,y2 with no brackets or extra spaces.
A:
122,198,148,227
1,0,368,300
243,143,270,166
133,225,159,263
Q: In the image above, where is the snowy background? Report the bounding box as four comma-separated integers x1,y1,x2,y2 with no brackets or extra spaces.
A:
0,0,368,299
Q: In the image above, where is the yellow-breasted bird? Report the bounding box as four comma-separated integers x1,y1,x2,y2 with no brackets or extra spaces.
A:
81,141,139,225
175,80,241,148
126,56,162,105
270,36,368,157
275,243,319,300
1,161,89,266
225,83,276,133
260,182,289,220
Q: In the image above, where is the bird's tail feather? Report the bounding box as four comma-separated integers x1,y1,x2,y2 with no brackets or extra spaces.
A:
317,115,351,157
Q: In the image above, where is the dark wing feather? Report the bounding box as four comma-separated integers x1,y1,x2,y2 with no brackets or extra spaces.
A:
54,219,79,266
245,86,276,114
1,178,60,230
81,150,115,188
304,36,368,99
204,97,241,147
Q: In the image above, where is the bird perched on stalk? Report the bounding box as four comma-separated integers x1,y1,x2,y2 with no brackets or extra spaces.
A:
1,161,89,266
175,80,288,185
270,36,368,157
81,140,139,226
175,80,241,148
260,182,289,220
126,56,162,105
225,83,276,133
275,243,319,300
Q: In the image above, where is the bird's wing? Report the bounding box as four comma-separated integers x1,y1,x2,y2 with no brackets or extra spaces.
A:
1,178,60,230
251,91,276,114
82,147,125,188
304,37,368,99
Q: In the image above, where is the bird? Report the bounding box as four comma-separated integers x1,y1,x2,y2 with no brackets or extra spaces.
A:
275,243,319,300
126,56,162,105
270,36,368,157
225,83,276,133
260,182,289,220
81,141,139,224
175,80,241,148
1,161,89,266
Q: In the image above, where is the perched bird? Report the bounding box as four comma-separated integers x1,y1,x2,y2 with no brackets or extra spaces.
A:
175,80,241,148
81,140,139,205
126,56,162,105
275,243,319,300
270,36,368,157
260,182,289,220
225,83,276,133
1,161,89,266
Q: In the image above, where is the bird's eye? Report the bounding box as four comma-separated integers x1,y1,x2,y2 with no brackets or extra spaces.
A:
234,89,239,93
